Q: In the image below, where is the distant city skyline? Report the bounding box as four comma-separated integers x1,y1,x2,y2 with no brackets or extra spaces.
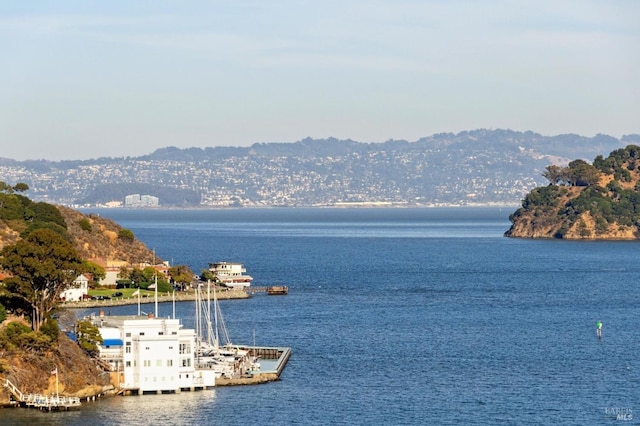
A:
1,1,638,161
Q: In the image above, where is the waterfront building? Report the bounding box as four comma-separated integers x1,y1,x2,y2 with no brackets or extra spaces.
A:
208,262,253,289
90,312,216,394
124,194,160,207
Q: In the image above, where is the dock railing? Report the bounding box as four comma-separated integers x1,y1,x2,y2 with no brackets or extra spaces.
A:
3,378,81,410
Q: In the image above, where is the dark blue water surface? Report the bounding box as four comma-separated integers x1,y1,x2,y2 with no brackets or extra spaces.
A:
4,208,639,425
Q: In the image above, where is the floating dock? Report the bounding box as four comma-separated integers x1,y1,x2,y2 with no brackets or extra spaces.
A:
3,379,81,411
247,286,289,295
215,346,291,386
267,286,289,295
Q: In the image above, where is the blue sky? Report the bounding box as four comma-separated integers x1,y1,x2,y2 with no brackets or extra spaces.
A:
1,1,638,161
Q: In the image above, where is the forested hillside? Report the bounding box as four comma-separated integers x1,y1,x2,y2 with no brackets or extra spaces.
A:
505,145,640,239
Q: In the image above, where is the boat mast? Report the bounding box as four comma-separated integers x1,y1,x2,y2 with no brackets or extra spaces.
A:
207,280,214,346
154,273,158,317
213,283,219,352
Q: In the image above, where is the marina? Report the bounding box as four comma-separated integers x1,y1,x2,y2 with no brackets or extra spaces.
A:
85,281,290,395
2,207,639,424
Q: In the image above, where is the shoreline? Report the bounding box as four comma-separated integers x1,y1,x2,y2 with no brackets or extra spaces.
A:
62,289,250,309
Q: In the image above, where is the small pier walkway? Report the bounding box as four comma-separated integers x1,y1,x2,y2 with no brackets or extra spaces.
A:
3,378,81,411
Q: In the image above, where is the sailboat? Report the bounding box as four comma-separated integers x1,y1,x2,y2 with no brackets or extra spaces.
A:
193,281,260,378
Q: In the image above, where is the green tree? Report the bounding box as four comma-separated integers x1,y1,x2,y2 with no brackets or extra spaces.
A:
0,182,29,194
12,182,29,193
118,228,135,242
0,229,83,331
118,265,131,280
169,265,194,290
0,321,31,350
0,303,6,323
32,202,66,228
76,319,103,355
0,193,24,220
129,268,146,285
200,269,216,282
542,165,564,185
567,160,601,186
82,260,106,282
142,266,158,282
79,218,92,231
40,316,60,342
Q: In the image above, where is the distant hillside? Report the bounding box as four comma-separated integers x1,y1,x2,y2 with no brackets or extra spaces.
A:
505,145,640,239
2,129,638,207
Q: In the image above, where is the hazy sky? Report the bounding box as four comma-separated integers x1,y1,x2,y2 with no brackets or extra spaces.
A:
1,1,638,161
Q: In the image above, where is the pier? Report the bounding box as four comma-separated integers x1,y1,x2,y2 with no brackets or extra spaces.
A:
216,346,292,386
247,286,289,295
3,378,81,411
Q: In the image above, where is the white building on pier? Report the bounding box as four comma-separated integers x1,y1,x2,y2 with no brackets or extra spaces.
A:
90,312,216,394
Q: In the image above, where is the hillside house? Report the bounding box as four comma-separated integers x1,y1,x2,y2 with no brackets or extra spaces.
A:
60,274,90,302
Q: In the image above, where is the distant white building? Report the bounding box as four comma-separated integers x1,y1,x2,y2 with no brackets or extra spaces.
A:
90,312,216,394
60,274,89,302
124,194,159,207
208,261,253,288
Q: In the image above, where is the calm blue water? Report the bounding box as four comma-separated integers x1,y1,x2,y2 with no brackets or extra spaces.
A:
4,208,639,425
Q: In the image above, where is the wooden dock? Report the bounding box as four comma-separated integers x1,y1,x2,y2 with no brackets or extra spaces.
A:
267,286,288,295
3,378,81,411
247,286,289,295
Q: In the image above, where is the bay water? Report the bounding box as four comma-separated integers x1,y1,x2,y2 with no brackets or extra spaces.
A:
3,207,639,425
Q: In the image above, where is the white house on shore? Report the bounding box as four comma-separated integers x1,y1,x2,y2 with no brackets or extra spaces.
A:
89,312,216,394
208,261,253,289
60,274,90,302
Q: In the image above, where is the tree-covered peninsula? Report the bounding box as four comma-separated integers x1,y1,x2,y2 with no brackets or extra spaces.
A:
505,145,640,239
0,185,170,401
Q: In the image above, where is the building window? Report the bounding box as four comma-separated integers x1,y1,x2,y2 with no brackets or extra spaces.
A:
144,360,151,367
156,360,162,367
167,360,173,367
140,332,145,336
126,361,131,367
126,332,131,337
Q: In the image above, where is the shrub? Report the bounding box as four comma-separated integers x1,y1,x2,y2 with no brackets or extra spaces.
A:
40,317,60,342
79,218,92,232
118,228,135,242
0,321,32,350
77,320,103,355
